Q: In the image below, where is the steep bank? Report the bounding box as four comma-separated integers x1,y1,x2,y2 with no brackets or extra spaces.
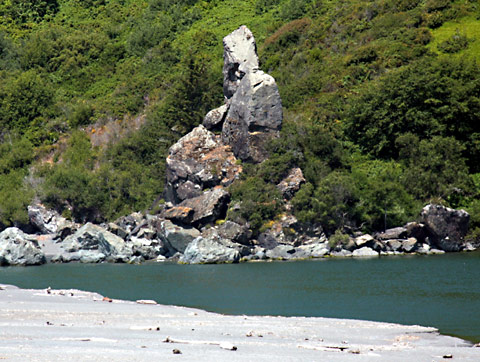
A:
1,284,479,361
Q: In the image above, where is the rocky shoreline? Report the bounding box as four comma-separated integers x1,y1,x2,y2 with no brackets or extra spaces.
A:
0,202,476,267
1,284,479,361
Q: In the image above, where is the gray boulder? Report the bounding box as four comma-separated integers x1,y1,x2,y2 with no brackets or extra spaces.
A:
180,236,240,264
113,212,144,234
0,228,46,266
222,69,283,163
203,104,229,131
401,238,418,252
384,239,403,252
176,187,230,228
157,219,200,254
421,204,470,251
266,244,296,260
129,236,167,260
216,220,251,246
376,227,407,240
28,204,78,237
296,243,330,258
257,232,279,250
165,125,241,204
352,247,379,257
354,234,374,247
61,223,131,262
223,25,259,99
28,204,60,234
330,249,353,257
161,206,194,225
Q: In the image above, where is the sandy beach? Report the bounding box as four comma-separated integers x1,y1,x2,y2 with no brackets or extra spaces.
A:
0,284,479,361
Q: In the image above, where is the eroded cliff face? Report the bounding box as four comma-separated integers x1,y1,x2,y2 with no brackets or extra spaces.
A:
165,25,283,209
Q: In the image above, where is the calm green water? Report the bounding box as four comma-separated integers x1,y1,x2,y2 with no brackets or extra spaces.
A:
1,252,480,343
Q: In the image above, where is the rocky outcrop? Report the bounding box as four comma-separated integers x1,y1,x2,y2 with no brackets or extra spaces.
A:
421,204,470,251
203,104,229,132
277,168,306,200
223,25,259,99
222,69,283,163
165,125,241,204
0,228,46,266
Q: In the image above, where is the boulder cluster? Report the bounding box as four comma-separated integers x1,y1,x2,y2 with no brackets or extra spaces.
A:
0,27,476,266
0,201,474,266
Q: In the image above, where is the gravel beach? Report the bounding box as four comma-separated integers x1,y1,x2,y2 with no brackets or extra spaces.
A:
1,284,479,361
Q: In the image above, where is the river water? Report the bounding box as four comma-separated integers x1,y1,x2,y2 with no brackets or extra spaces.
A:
1,252,479,343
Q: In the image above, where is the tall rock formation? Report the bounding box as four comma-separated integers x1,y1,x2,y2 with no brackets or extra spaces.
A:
222,25,259,100
221,26,283,163
222,69,283,163
164,25,283,225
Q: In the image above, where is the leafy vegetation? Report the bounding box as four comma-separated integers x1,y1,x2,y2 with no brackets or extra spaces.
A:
0,0,479,240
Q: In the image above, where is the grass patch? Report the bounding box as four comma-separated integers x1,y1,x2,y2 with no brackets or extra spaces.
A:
428,16,480,59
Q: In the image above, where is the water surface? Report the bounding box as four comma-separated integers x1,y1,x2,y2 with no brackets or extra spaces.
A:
1,252,479,343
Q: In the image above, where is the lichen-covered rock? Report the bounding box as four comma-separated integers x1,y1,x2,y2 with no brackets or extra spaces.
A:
222,70,283,163
223,25,259,99
0,228,46,266
258,214,302,246
177,187,230,228
165,125,241,204
421,204,470,251
277,168,306,200
203,104,229,131
161,206,194,225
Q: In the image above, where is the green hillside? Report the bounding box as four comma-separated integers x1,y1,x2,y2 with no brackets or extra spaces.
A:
0,0,479,239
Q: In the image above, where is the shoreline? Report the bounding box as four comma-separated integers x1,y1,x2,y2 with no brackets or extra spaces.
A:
1,284,479,361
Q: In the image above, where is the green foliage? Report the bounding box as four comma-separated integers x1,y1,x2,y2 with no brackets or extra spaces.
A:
229,177,283,233
328,229,351,249
397,135,473,205
0,70,54,138
0,170,34,226
0,135,34,226
345,57,480,171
